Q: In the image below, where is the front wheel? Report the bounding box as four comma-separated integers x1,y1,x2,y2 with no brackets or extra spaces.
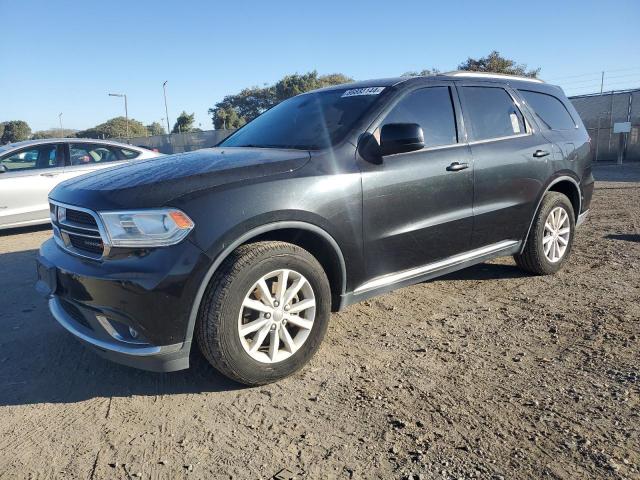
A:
514,191,575,275
196,241,331,386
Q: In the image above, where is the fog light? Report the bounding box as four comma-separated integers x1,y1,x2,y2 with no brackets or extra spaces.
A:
129,326,139,339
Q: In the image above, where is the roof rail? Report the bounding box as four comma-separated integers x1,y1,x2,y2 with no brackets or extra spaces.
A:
443,70,545,84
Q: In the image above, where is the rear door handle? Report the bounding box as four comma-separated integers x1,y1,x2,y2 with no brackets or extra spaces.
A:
533,150,550,158
446,162,469,172
40,173,60,177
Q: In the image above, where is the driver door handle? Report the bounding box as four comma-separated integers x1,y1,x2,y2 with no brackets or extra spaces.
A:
533,149,550,158
40,172,60,177
446,162,469,172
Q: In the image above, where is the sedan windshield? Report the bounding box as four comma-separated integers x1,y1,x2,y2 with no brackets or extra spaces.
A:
219,88,386,150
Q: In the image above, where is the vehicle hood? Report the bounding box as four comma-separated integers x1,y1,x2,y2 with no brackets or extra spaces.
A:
50,147,311,209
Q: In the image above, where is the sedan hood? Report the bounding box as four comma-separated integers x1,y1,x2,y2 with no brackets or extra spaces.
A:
50,147,311,210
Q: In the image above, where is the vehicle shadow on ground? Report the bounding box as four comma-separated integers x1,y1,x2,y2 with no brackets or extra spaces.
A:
0,249,526,407
0,248,245,408
605,233,640,243
437,262,528,282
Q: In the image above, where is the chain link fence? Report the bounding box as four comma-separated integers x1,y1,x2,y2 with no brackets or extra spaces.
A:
123,129,236,155
569,89,639,163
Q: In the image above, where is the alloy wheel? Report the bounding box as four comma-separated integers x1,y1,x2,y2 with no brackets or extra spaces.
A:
543,206,571,263
238,269,316,363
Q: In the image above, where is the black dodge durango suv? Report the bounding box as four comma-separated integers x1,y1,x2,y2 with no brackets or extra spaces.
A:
37,72,593,385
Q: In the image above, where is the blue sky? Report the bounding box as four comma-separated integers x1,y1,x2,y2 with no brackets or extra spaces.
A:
1,0,639,132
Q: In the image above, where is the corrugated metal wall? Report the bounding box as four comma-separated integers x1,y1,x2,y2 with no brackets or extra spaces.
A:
570,90,639,162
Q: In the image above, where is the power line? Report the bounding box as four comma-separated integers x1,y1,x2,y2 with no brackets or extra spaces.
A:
546,66,640,82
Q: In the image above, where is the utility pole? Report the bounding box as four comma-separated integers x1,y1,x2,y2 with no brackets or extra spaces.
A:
108,93,128,137
594,71,605,162
58,113,64,137
163,81,171,133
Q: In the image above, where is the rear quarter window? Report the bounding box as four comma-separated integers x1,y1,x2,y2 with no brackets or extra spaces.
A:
519,90,576,131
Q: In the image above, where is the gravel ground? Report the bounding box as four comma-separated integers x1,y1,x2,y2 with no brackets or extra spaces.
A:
0,165,638,480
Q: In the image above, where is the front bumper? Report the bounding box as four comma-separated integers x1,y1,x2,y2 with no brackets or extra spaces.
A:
37,237,211,372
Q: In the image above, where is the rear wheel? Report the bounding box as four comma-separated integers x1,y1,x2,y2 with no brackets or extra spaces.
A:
514,191,575,275
196,241,331,385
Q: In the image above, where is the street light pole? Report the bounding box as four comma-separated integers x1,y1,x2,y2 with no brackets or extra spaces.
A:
58,113,64,137
163,81,171,133
108,93,128,138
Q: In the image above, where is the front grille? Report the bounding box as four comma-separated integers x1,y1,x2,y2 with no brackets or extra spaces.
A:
65,209,98,227
68,233,104,254
50,202,107,259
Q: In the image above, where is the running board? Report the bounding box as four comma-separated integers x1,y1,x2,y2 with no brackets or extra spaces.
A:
353,240,519,295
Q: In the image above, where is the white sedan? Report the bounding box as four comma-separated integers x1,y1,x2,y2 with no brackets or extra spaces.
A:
0,138,162,230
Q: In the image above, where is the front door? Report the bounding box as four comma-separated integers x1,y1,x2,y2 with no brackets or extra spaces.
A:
360,84,474,280
0,143,65,228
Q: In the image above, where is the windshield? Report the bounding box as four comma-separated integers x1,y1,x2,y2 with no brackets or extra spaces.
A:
219,88,386,150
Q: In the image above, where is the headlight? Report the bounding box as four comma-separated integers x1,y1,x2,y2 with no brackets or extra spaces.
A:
99,209,194,247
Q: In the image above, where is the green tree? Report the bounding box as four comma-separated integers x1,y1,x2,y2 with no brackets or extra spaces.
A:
32,128,77,139
1,120,32,144
146,122,166,136
213,106,246,130
172,111,196,134
76,117,148,139
208,71,353,128
458,51,540,78
401,68,440,77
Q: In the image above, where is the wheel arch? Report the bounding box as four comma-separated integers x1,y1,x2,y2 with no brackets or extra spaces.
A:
184,221,348,353
520,175,581,254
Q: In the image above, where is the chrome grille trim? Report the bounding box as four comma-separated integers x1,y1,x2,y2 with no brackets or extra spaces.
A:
49,200,111,260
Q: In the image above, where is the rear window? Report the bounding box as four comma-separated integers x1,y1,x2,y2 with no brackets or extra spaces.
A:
519,90,576,131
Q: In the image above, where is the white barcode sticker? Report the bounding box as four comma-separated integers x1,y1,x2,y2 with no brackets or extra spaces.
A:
510,113,521,134
341,87,385,97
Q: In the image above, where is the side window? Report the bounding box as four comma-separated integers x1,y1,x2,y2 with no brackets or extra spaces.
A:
0,145,60,172
460,86,526,141
70,144,122,165
383,86,458,148
519,90,576,130
119,148,140,159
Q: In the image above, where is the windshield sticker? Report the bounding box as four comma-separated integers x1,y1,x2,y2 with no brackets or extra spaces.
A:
341,87,385,97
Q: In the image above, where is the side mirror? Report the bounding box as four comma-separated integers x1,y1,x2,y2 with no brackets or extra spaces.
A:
380,123,424,156
0,164,7,174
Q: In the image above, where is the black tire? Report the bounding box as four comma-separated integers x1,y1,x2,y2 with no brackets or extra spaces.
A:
514,191,575,275
196,241,331,386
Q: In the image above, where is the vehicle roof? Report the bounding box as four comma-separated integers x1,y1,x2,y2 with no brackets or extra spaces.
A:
0,137,148,153
313,71,559,95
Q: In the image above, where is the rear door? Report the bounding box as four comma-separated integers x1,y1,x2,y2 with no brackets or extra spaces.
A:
0,143,65,228
457,83,553,248
61,142,131,182
360,83,474,279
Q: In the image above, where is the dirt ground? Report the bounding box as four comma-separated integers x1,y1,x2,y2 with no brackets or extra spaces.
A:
0,164,638,480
